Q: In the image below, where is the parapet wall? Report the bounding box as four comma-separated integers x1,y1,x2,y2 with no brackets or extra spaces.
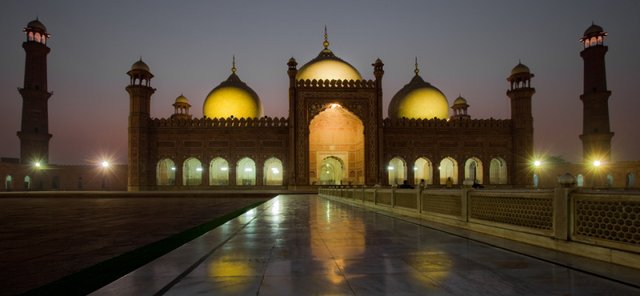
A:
320,187,640,270
151,117,289,128
382,117,512,129
295,78,376,88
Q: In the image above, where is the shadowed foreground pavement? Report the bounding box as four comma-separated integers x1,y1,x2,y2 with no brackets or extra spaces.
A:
94,195,640,295
0,194,270,295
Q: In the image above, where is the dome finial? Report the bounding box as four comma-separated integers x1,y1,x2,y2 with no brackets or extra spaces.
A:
231,55,237,74
414,57,420,75
323,25,330,49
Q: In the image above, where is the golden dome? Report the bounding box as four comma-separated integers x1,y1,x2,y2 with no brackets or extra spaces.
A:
295,28,362,81
175,94,189,104
510,62,530,76
203,70,262,119
453,95,467,106
389,73,449,120
131,59,150,72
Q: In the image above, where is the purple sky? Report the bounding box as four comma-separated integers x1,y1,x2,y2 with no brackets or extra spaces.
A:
1,1,639,165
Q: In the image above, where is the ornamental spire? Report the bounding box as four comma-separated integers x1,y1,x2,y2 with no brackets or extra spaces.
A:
231,55,237,74
414,57,419,76
323,25,330,50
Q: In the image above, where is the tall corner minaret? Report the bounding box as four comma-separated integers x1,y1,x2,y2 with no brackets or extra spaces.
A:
126,59,155,191
17,19,52,165
507,62,535,186
579,23,614,163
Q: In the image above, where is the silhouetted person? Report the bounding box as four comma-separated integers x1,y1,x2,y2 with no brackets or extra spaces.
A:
419,179,426,189
398,180,414,189
446,177,453,188
472,180,484,189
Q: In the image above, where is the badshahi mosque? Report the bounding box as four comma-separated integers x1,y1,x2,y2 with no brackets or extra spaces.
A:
2,20,639,191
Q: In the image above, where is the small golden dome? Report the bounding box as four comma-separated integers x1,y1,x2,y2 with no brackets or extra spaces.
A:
175,94,189,104
511,63,530,76
389,74,449,120
296,28,362,81
453,96,467,106
203,71,262,119
131,59,150,72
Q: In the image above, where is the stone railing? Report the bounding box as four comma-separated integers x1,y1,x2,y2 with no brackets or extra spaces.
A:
319,186,640,268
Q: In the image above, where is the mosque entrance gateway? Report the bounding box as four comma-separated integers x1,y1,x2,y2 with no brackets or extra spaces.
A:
309,105,364,185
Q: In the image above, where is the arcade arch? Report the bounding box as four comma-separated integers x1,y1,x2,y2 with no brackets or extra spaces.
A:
156,158,176,185
388,157,407,186
439,157,458,185
209,157,229,185
236,157,256,186
183,157,202,186
413,157,433,185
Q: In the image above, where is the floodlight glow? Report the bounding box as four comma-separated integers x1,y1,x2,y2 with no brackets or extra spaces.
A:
196,167,203,172
534,160,541,167
101,161,110,168
593,160,601,167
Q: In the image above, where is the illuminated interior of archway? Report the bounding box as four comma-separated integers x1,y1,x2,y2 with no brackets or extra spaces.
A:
319,156,343,185
309,104,364,185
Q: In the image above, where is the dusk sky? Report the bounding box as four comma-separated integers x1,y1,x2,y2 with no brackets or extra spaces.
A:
1,1,639,165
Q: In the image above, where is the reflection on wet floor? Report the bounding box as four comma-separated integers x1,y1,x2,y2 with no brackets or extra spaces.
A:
94,195,640,295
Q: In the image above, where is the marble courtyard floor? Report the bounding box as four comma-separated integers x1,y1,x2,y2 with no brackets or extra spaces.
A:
0,195,269,295
92,195,640,296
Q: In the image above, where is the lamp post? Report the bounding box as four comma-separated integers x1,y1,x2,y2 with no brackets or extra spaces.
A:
533,159,542,188
101,161,110,190
33,161,44,190
592,159,602,188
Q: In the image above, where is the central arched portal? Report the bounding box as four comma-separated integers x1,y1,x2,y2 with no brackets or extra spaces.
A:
309,104,365,185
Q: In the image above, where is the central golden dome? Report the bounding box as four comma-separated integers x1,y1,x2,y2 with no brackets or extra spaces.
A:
388,65,449,120
296,29,362,81
203,63,262,119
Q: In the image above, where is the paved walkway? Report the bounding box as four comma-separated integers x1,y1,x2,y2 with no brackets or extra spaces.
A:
0,195,268,295
93,195,639,295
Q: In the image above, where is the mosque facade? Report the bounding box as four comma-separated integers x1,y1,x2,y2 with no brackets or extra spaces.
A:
126,29,536,191
2,20,639,191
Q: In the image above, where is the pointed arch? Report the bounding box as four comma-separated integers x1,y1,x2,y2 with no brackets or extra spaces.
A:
236,157,256,186
489,157,508,185
439,157,458,185
183,157,202,186
209,157,229,185
464,157,483,184
319,156,343,185
156,158,176,185
264,157,283,186
5,175,13,191
413,157,433,185
626,173,636,188
577,174,585,187
388,157,407,186
24,176,31,190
